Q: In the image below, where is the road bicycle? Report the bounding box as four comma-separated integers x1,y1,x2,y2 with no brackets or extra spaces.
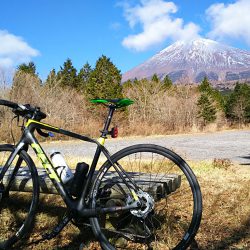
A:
0,98,202,250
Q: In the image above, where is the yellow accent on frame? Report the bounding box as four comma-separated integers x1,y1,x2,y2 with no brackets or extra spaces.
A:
131,190,139,201
31,143,60,182
25,119,59,130
31,143,43,153
98,137,106,146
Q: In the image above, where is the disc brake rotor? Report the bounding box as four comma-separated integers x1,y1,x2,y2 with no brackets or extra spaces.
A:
127,190,154,219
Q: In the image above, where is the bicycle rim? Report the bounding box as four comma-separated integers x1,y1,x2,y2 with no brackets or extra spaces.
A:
0,145,39,249
90,144,202,250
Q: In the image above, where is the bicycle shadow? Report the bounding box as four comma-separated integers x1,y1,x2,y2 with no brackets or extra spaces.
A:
239,154,250,166
199,216,250,250
55,228,96,250
196,177,250,250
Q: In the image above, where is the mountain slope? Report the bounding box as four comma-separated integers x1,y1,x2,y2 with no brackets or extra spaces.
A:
122,38,250,84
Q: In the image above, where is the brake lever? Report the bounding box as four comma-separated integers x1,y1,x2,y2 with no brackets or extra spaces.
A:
37,128,49,138
37,128,54,138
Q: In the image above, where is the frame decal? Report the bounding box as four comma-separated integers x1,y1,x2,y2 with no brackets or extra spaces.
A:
31,143,60,182
26,119,59,130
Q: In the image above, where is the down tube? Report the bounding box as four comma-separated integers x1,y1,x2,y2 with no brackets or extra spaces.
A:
29,136,74,207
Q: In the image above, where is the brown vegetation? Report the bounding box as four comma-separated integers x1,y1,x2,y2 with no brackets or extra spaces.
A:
195,161,250,249
124,81,201,134
0,72,232,142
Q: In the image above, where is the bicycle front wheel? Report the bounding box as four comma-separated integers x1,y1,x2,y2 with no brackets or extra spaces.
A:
90,144,202,250
0,144,39,249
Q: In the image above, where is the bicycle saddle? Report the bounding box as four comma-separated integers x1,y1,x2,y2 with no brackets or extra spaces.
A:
90,98,134,108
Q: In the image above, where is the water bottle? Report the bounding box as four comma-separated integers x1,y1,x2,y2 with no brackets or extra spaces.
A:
50,152,74,184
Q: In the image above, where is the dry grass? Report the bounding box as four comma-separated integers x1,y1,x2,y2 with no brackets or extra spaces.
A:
192,160,250,249
1,160,248,250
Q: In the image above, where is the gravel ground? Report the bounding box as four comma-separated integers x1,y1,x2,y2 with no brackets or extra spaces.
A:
39,130,250,165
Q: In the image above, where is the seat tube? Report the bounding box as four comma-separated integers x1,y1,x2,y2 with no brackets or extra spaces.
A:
77,106,115,210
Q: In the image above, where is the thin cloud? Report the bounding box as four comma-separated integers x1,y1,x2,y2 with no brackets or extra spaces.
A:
110,22,122,31
0,30,39,69
206,0,250,45
121,0,200,51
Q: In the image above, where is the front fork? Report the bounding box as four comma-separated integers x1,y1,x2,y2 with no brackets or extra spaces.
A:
0,143,28,200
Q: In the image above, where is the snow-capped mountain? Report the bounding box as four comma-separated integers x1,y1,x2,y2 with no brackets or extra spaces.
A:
122,38,250,85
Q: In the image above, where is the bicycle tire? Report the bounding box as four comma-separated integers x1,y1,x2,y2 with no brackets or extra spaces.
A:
0,144,39,249
90,144,202,250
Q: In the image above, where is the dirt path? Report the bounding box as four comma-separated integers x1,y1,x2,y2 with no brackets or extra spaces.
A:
40,130,250,165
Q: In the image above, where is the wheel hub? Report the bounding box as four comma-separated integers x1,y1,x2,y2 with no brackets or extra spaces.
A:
128,190,154,219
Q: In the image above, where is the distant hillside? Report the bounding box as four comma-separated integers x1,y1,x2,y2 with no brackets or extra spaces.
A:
122,38,250,88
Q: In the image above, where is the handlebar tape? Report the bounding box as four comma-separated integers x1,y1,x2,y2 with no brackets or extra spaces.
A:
0,99,47,120
0,99,19,109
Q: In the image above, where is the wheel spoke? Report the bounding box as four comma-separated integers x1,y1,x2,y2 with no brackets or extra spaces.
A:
90,145,202,250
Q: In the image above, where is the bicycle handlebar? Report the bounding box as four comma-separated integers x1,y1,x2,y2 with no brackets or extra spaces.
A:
0,99,19,109
0,99,47,121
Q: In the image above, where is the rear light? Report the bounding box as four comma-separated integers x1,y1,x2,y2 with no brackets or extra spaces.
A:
111,126,118,138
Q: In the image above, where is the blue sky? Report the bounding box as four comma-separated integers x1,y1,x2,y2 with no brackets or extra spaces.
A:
0,0,250,80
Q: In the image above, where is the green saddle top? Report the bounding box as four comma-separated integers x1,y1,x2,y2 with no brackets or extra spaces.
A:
90,98,134,108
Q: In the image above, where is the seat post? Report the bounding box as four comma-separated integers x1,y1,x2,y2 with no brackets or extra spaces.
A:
101,106,115,138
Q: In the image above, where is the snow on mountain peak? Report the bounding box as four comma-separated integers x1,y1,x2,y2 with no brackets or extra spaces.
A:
122,38,250,85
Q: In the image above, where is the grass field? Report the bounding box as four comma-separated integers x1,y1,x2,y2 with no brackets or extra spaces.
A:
194,160,250,250
1,160,250,250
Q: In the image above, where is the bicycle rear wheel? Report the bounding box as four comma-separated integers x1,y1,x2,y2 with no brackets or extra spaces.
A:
0,145,39,249
90,144,202,250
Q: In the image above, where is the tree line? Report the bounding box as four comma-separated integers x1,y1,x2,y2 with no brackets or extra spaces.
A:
16,56,123,99
197,77,250,125
9,56,250,128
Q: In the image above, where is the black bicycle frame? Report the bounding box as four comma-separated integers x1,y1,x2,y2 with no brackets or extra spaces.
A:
0,106,140,217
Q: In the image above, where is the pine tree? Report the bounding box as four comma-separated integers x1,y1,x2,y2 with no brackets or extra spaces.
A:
86,55,122,99
45,69,57,88
57,58,78,88
162,75,173,89
197,76,225,113
225,82,250,123
78,62,92,92
197,93,217,125
17,62,37,75
198,77,212,93
151,73,159,83
133,78,139,85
